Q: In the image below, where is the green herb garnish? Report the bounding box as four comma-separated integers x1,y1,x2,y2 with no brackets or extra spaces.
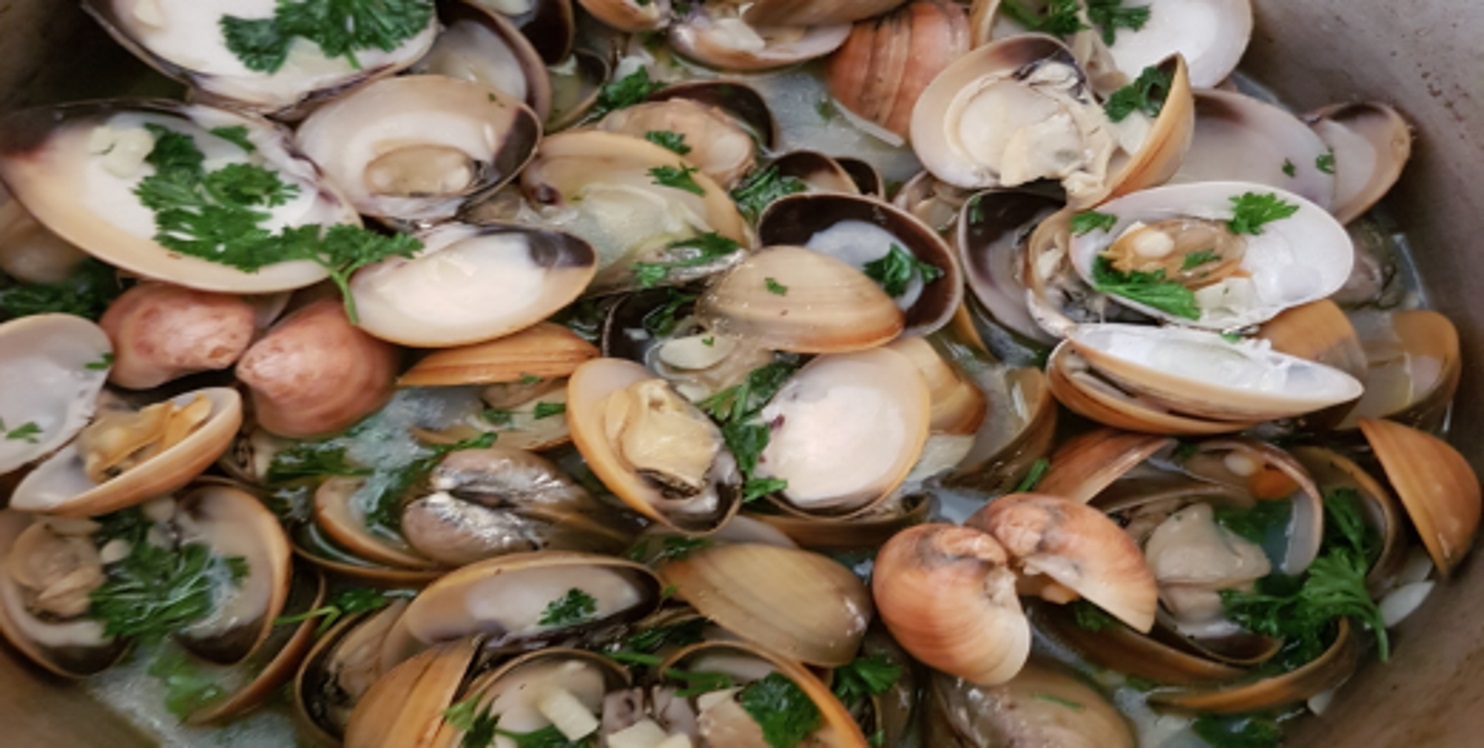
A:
221,0,434,73
1069,599,1119,632
1316,151,1337,174
1015,457,1051,492
1091,257,1201,320
609,616,707,655
85,352,115,371
1221,331,1245,343
1191,714,1284,748
739,672,823,748
700,359,800,500
1070,210,1119,236
831,655,902,706
1282,159,1297,177
1214,500,1292,545
743,477,789,502
0,258,122,321
444,696,595,748
631,232,743,288
209,125,255,152
1086,0,1152,44
1104,64,1173,122
649,164,705,196
1032,693,1085,710
519,373,543,385
591,68,664,118
1000,0,1089,37
626,535,711,564
1,418,42,443
863,244,944,297
265,438,369,484
730,165,807,223
642,288,697,337
644,130,691,155
133,125,421,323
1182,249,1221,270
1227,192,1301,236
149,649,226,719
532,402,566,420
274,588,409,635
481,408,515,428
363,432,498,529
764,277,788,295
538,588,598,627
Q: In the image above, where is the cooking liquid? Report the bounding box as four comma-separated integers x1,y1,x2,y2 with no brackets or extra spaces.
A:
79,53,1429,748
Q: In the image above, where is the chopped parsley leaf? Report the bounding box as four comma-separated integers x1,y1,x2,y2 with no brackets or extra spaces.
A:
532,402,566,420
1227,192,1301,235
764,277,788,295
1070,210,1119,236
1316,151,1337,174
649,164,705,196
1091,257,1200,320
730,165,806,223
862,244,944,297
1104,64,1173,122
644,130,692,155
538,588,598,627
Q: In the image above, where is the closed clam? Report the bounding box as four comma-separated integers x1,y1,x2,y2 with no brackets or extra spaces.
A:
826,1,971,138
658,542,874,667
344,637,482,748
696,246,905,354
350,221,597,347
757,193,963,337
98,282,256,389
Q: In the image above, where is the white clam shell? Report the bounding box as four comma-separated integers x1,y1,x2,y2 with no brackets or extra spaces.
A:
0,315,112,476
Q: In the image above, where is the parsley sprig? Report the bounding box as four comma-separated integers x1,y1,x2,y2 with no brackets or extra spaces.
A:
831,655,902,707
740,673,824,748
590,68,664,119
88,509,248,641
644,130,691,155
538,588,598,627
444,696,595,748
863,245,944,297
149,649,226,719
132,125,421,323
0,258,122,321
1227,192,1300,235
0,417,42,444
631,232,743,289
1220,489,1389,663
1070,210,1118,236
1001,0,1089,37
221,0,435,73
1086,0,1151,44
699,359,801,502
1091,257,1201,320
274,587,411,634
730,164,806,223
1104,64,1173,122
649,164,705,196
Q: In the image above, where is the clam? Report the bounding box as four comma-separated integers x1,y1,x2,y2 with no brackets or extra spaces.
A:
1100,0,1252,89
415,0,554,120
1046,343,1263,435
1359,418,1482,576
1055,324,1363,424
0,101,355,292
312,477,448,573
398,447,636,566
398,321,599,386
755,349,932,517
1292,446,1407,591
0,511,125,677
517,131,748,294
956,187,1063,345
696,246,905,354
81,0,438,115
764,150,860,196
1033,600,1246,686
596,97,759,188
667,4,852,72
740,0,910,27
544,49,610,131
289,520,447,587
578,0,671,32
350,221,597,347
873,524,1031,685
296,599,412,743
296,75,542,225
645,80,780,152
1338,309,1460,431
948,363,1059,495
1255,299,1368,382
1068,182,1353,329
825,1,971,138
235,299,400,439
658,542,874,667
10,388,241,516
0,314,112,476
923,658,1135,747
1148,619,1360,714
1171,90,1337,209
567,358,741,533
0,185,91,284
911,35,1117,206
757,193,963,338
887,337,987,436
1306,102,1412,224
967,493,1158,631
396,551,662,650
478,0,576,63
1035,429,1174,505
98,281,256,390
344,637,482,748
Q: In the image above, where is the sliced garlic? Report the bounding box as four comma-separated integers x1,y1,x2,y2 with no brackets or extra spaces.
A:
535,685,599,741
608,719,670,748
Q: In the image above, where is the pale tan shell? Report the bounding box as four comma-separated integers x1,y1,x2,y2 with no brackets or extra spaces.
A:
1035,429,1175,505
0,314,112,476
344,637,480,748
9,388,242,516
1149,619,1359,714
398,322,598,387
1360,418,1482,576
1305,102,1412,224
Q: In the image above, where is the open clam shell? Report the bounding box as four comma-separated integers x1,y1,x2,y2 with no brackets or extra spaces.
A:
1102,0,1252,89
295,600,411,743
344,636,482,748
10,387,242,516
596,96,759,189
1148,619,1360,714
1172,90,1337,209
757,193,963,338
1062,324,1363,423
82,0,438,115
0,314,112,476
658,542,874,667
578,0,671,32
415,0,555,121
350,221,597,347
1360,418,1482,576
567,358,742,533
398,321,599,387
1339,309,1460,432
957,188,1063,345
0,101,353,292
485,0,576,64
1068,182,1353,329
1306,102,1412,224
923,656,1136,747
1046,343,1263,435
296,75,542,225
668,4,852,72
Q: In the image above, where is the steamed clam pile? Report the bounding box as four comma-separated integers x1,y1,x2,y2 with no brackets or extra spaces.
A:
0,1,1476,746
